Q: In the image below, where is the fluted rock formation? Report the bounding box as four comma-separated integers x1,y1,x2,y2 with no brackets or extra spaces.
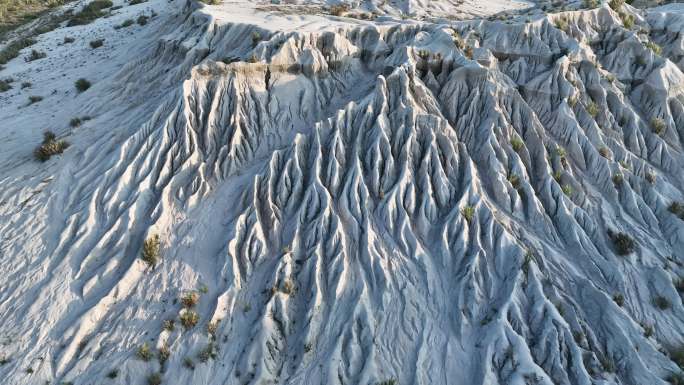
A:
0,1,682,385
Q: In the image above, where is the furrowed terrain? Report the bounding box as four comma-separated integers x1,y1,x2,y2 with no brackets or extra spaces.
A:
0,0,683,384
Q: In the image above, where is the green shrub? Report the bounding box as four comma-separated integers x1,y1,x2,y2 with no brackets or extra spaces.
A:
0,79,11,92
70,118,81,127
251,31,261,47
329,4,349,16
620,11,635,28
643,323,654,337
586,101,599,117
508,173,521,189
68,0,113,26
197,342,217,362
136,343,153,361
645,41,662,55
28,95,43,104
34,131,69,161
672,345,684,368
651,117,666,135
461,206,475,223
0,37,36,65
675,277,684,294
162,319,175,331
183,357,195,370
612,173,624,186
106,369,119,378
180,292,199,308
63,36,75,44
583,0,599,8
668,202,684,220
117,19,134,28
562,184,573,196
653,295,671,310
75,78,91,92
180,310,199,329
510,136,524,152
147,372,162,385
137,15,149,25
21,81,31,89
667,373,684,385
609,0,624,10
612,293,624,307
158,344,170,365
25,50,46,62
129,0,148,4
610,231,636,255
555,17,569,32
89,39,104,49
140,234,160,267
377,380,398,385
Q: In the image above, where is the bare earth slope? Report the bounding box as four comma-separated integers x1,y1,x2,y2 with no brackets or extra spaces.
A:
0,0,683,384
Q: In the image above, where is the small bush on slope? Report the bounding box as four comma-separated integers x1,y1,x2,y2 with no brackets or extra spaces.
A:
609,0,624,10
377,380,398,385
67,0,113,26
180,310,199,329
183,357,195,370
669,202,684,219
75,78,91,92
34,131,69,161
136,342,153,361
180,292,199,308
0,37,36,65
147,372,162,385
461,206,475,223
668,373,684,385
653,295,671,310
24,49,46,62
671,345,684,368
0,78,11,92
140,234,160,267
89,39,104,49
586,101,599,117
157,343,170,365
651,118,666,135
609,231,636,255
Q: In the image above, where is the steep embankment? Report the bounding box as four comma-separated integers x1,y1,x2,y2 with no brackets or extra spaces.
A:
0,1,683,385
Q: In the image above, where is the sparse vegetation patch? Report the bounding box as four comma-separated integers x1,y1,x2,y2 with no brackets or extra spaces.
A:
67,0,113,26
609,231,636,255
75,78,91,92
89,39,104,49
34,131,69,161
180,310,199,329
0,37,36,65
140,234,161,267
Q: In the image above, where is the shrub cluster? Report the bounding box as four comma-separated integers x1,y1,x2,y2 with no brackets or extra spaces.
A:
34,131,69,162
0,37,36,65
609,231,636,255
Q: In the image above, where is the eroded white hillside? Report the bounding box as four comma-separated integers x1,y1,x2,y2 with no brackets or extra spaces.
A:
0,1,683,385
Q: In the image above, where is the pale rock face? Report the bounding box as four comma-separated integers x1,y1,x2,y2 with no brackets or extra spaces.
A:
0,0,683,385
